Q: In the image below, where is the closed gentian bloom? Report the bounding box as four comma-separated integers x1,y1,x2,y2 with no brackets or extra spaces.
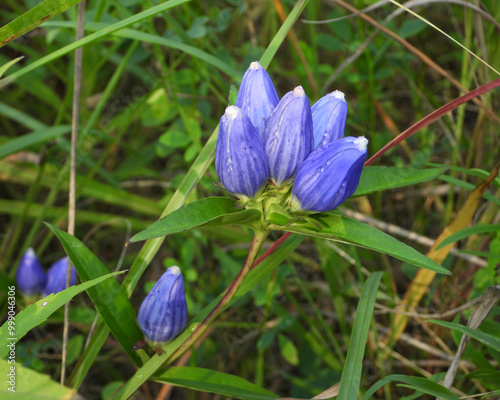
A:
42,257,77,297
138,266,188,347
215,105,269,199
235,61,280,138
16,248,46,296
312,90,348,149
263,86,314,188
291,136,368,213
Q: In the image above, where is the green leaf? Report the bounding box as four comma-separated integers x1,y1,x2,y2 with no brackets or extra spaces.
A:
436,224,500,250
0,0,85,48
0,56,24,78
353,166,447,197
130,197,261,242
46,224,148,366
0,359,76,399
430,320,500,352
265,203,290,226
153,367,279,400
362,375,459,400
0,125,71,159
0,270,124,358
281,212,449,274
338,272,383,400
278,334,299,366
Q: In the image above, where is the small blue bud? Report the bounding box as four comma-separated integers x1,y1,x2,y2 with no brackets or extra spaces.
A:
16,248,46,296
138,266,188,347
291,136,368,213
42,257,77,297
235,61,279,138
312,90,348,148
263,86,314,188
215,106,269,199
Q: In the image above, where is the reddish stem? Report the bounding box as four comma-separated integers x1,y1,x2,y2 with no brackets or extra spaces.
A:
252,231,293,270
365,77,500,166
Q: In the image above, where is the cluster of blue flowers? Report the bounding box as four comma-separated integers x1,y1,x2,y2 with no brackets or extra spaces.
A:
16,248,77,298
215,61,368,213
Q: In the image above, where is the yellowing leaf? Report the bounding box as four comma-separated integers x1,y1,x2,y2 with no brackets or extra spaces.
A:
387,163,500,344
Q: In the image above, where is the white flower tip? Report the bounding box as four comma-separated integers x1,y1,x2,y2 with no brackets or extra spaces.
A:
293,86,305,97
249,61,261,70
26,248,36,257
353,136,368,151
168,266,181,275
225,105,241,120
331,90,346,101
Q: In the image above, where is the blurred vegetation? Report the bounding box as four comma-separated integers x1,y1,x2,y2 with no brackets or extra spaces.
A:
1,0,499,399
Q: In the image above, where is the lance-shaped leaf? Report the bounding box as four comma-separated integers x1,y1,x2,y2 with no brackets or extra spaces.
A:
278,212,449,274
130,197,261,242
338,272,383,400
0,358,76,398
153,366,279,400
46,224,148,366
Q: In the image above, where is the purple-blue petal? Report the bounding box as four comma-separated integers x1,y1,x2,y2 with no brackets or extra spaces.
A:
291,136,368,212
312,90,347,149
263,86,314,187
138,266,188,346
235,61,279,138
215,106,269,198
42,257,77,297
16,248,46,296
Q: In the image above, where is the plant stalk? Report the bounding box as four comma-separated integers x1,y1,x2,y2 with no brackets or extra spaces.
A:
166,229,269,364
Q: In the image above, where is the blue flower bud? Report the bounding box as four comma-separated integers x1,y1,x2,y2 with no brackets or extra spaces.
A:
16,248,46,296
138,266,188,347
312,90,348,148
42,257,77,297
291,136,368,213
215,105,269,199
263,86,313,188
235,61,279,138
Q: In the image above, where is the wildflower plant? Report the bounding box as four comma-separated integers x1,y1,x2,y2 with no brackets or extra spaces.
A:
16,248,46,298
127,62,451,382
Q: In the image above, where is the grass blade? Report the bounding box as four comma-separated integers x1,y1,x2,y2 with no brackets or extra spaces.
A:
0,0,85,47
337,271,383,400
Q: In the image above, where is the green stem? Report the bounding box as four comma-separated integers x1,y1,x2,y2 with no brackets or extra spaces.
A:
166,229,269,364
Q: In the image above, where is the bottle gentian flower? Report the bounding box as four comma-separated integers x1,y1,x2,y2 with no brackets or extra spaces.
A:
235,61,280,138
312,90,348,149
215,105,269,199
263,86,313,188
16,248,46,297
42,257,77,297
291,136,368,213
138,266,188,347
